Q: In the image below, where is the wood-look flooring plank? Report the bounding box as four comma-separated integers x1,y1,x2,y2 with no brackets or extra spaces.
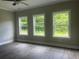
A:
0,42,78,59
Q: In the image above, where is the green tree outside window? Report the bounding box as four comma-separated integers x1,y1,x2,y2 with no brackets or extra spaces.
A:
19,17,28,35
53,11,70,37
33,14,45,36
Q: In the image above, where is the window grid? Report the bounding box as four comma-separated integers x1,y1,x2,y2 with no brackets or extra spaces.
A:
19,17,28,35
53,11,70,38
33,14,45,36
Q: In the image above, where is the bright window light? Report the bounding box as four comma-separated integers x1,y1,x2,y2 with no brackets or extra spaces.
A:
53,11,70,38
19,17,28,35
33,14,45,36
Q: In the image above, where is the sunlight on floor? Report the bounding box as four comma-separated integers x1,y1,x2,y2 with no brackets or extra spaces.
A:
16,43,30,49
32,46,48,54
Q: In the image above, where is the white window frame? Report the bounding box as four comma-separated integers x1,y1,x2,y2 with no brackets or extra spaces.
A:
33,14,45,36
53,11,70,38
19,16,28,35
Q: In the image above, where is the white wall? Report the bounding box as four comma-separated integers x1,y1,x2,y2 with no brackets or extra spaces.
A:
0,9,14,45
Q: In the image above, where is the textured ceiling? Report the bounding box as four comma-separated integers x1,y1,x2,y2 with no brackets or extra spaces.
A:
0,0,68,11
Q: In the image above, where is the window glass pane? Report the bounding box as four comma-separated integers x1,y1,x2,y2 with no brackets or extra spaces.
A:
53,11,70,37
33,14,45,36
19,17,28,35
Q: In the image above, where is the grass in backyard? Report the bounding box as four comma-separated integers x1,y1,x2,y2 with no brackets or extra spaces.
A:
19,30,28,35
34,31,45,36
53,31,69,38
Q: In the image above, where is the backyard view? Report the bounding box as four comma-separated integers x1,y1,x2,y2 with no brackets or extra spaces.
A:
19,17,28,35
53,11,70,37
33,14,45,36
19,11,70,37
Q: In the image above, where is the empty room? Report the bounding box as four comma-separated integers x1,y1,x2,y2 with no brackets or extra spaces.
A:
0,0,79,59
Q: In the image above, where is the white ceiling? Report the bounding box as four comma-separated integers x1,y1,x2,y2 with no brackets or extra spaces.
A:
0,0,68,12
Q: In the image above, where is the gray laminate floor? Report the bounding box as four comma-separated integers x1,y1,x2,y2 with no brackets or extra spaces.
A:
0,42,79,59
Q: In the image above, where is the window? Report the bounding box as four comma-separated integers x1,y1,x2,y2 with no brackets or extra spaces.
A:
19,17,28,35
33,14,45,36
53,11,70,38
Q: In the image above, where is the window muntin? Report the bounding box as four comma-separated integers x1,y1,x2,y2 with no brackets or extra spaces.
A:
19,17,28,35
33,14,45,36
53,11,70,38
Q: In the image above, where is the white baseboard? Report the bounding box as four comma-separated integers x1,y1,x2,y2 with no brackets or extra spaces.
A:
0,40,13,45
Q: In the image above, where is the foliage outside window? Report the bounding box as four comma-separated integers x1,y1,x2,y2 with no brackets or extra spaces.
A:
19,17,28,35
53,11,70,38
33,14,45,36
